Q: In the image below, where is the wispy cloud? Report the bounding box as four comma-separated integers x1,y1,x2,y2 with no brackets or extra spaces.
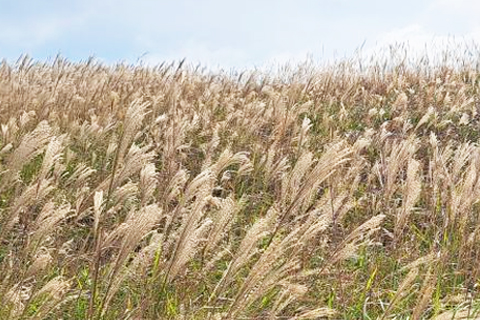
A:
0,2,93,58
357,0,480,65
0,0,479,68
0,16,81,48
430,0,480,13
141,42,249,70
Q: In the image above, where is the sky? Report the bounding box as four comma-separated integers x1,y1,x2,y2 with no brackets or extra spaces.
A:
0,0,479,69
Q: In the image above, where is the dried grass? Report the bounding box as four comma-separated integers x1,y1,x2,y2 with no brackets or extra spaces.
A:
1,49,480,318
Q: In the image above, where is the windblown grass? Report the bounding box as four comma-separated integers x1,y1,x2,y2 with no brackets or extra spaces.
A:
1,49,480,319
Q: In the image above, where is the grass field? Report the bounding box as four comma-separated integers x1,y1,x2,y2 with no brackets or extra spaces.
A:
1,52,480,319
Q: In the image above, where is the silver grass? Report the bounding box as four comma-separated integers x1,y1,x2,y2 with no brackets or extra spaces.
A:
399,252,436,272
62,163,96,189
451,142,476,185
29,276,70,320
165,168,189,204
111,144,155,191
167,217,213,281
0,142,13,155
208,207,278,303
330,242,360,265
344,214,386,245
292,307,338,319
227,260,301,319
37,135,66,181
262,144,290,185
3,284,30,319
0,117,19,145
204,246,232,276
211,149,250,177
281,151,314,206
412,266,436,320
204,196,245,255
93,190,104,241
183,168,215,203
2,120,52,187
294,115,312,155
224,206,331,317
25,248,53,278
201,124,221,169
228,206,278,278
383,138,418,200
139,163,158,205
102,204,162,312
116,99,150,164
111,181,138,207
19,111,36,129
1,178,55,238
126,231,164,281
30,201,71,246
449,148,480,232
165,171,215,282
433,308,480,320
395,158,421,239
415,106,436,131
380,267,419,319
270,282,308,318
101,232,163,317
326,214,386,266
280,142,352,222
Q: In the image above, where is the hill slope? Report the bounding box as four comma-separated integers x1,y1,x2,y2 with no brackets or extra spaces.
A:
0,55,480,319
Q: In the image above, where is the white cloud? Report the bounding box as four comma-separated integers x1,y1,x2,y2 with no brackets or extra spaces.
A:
358,0,480,66
1,0,479,69
0,20,58,47
430,0,480,13
141,41,249,70
0,12,91,50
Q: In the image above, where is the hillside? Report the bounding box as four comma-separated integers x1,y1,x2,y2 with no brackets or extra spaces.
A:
0,54,480,319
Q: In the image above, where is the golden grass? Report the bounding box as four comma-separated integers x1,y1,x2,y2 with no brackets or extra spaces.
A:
0,51,480,319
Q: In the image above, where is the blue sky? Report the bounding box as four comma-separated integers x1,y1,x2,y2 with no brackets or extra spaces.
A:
0,0,479,69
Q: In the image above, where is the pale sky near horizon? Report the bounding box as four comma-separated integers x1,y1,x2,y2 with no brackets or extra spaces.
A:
0,0,479,69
